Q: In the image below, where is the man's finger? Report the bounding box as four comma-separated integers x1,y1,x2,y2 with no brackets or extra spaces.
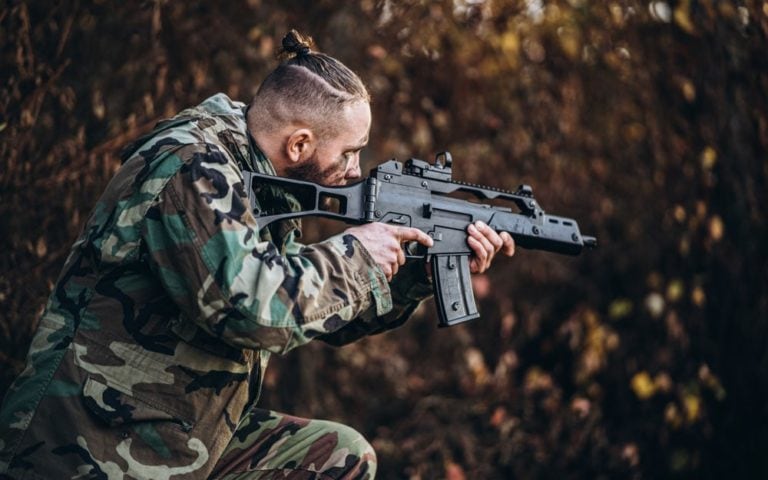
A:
468,242,486,273
468,236,488,267
500,232,516,256
396,227,434,247
474,221,504,250
469,259,482,274
469,225,495,268
381,263,393,280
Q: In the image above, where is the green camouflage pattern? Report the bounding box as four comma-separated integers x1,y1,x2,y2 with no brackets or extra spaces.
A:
213,409,376,479
0,94,433,479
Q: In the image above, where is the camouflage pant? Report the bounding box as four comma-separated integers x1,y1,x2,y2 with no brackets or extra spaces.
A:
210,409,377,480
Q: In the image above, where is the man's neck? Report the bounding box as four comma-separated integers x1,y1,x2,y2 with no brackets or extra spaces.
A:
246,124,289,177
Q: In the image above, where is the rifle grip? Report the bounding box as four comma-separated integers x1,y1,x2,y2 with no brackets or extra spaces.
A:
431,254,480,327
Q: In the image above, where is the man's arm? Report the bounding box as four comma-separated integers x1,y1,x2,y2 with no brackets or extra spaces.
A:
317,221,515,346
140,142,397,354
315,258,433,346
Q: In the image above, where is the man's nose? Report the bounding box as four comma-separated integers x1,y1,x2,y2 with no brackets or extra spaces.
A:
344,159,361,179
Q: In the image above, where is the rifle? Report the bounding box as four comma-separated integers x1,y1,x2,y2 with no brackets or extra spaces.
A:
243,152,597,327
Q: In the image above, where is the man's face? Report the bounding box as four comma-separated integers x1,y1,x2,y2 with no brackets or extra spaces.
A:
286,101,371,186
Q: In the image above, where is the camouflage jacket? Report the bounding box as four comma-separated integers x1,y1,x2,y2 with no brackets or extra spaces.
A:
0,94,432,479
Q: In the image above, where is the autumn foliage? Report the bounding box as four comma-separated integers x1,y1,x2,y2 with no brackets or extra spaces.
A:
1,1,767,478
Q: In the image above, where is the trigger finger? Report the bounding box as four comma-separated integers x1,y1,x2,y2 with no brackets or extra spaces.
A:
397,227,431,246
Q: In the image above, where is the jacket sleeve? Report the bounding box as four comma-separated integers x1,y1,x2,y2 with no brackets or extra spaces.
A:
315,259,434,346
140,142,393,354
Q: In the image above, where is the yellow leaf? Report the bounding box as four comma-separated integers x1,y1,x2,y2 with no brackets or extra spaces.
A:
557,27,581,60
609,4,624,26
500,31,519,56
700,146,717,170
691,286,706,307
683,393,701,423
631,371,656,400
672,205,686,223
525,366,553,392
666,280,684,303
673,0,696,34
708,216,724,241
609,299,633,319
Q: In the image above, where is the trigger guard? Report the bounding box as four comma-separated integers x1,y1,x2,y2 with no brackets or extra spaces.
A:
403,240,427,259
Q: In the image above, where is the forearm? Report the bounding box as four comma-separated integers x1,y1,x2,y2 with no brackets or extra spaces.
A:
142,144,392,354
317,259,434,346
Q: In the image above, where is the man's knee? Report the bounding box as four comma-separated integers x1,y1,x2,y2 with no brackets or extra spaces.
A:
334,422,377,460
311,419,377,479
214,411,377,479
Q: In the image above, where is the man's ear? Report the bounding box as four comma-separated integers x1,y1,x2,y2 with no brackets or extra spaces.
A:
285,128,316,163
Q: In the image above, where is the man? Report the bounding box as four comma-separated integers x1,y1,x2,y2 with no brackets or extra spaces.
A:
0,31,514,479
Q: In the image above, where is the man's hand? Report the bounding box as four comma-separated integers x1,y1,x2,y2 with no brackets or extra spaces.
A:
467,221,515,274
346,223,434,280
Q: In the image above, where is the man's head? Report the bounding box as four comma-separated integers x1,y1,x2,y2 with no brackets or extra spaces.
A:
248,30,371,186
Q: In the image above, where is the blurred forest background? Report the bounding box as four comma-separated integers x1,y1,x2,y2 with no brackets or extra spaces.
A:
1,0,767,478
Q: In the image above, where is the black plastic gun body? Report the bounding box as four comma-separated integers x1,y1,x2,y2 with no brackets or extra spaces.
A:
243,152,596,327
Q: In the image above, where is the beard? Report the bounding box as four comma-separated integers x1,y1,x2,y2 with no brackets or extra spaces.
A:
284,150,346,186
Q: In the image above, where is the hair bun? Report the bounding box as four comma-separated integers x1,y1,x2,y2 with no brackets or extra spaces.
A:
280,29,313,57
